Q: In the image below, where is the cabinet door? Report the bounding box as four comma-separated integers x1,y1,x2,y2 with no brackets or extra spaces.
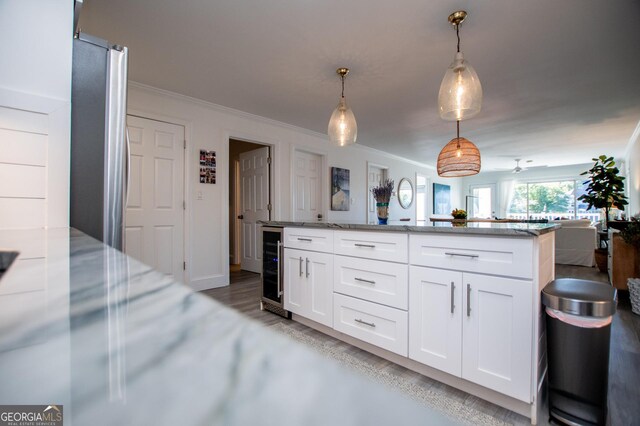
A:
306,251,334,327
462,273,532,402
283,248,306,315
408,266,462,377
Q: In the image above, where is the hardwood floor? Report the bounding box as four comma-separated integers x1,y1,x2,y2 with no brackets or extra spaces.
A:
202,265,640,425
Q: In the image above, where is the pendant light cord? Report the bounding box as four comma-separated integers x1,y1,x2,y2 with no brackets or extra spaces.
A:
341,75,345,98
456,24,461,53
456,120,461,149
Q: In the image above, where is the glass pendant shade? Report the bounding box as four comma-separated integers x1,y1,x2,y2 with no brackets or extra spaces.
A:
328,97,357,147
436,136,481,177
438,52,482,121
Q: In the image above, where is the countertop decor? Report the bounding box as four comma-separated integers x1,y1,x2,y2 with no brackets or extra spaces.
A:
0,228,452,426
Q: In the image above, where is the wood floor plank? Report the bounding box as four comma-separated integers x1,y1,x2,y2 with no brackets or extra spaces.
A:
202,264,639,425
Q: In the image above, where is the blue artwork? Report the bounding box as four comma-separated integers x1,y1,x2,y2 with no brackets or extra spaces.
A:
433,183,451,215
331,167,350,211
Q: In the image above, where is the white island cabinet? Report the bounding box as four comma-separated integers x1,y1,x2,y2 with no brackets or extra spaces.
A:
277,223,556,424
283,229,334,327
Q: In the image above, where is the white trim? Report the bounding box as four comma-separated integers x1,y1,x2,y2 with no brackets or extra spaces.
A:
223,132,278,284
129,81,436,171
190,274,229,291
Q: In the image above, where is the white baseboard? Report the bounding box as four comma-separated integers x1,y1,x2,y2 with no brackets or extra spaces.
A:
188,274,229,291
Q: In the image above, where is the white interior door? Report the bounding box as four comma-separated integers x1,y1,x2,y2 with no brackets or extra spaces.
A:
239,146,270,273
125,115,184,281
293,150,323,221
367,164,388,224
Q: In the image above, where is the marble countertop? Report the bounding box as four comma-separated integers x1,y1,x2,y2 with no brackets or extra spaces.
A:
261,220,559,236
0,228,454,426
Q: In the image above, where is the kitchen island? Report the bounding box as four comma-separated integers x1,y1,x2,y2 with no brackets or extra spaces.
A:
0,228,454,426
262,220,558,424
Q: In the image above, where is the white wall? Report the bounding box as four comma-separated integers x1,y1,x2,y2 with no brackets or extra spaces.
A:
127,83,460,290
625,123,640,216
0,0,72,229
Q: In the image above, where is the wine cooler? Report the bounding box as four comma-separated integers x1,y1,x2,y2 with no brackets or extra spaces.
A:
260,227,290,318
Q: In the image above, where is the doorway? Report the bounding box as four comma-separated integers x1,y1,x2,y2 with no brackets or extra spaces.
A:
229,139,272,275
125,115,185,281
367,162,389,224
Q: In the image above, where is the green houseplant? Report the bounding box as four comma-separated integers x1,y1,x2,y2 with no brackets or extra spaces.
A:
578,155,628,230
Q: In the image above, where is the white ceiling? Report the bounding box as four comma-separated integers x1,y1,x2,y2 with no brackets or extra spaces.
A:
81,0,640,172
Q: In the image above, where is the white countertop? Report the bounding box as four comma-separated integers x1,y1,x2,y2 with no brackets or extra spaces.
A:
0,228,456,425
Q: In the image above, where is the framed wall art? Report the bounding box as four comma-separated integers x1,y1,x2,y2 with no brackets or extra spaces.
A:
433,183,451,215
331,167,350,211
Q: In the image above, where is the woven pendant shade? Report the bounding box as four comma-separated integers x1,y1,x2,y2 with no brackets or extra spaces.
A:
436,137,481,177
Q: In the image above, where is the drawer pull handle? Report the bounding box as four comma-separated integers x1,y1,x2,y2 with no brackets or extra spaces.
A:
450,281,455,314
297,238,313,242
355,318,376,328
354,243,376,248
305,257,310,278
354,277,376,285
467,284,471,317
299,257,303,277
444,252,479,259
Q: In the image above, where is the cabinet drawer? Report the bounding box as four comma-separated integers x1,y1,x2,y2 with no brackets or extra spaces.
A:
334,256,408,310
334,231,407,263
333,293,408,356
409,234,533,279
284,228,333,253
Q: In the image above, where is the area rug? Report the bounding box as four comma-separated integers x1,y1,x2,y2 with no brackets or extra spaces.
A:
270,322,513,426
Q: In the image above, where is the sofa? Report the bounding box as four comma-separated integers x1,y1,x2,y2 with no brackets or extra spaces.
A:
549,219,597,266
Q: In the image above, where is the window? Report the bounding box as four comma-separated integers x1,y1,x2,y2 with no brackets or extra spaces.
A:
468,185,494,218
507,180,597,221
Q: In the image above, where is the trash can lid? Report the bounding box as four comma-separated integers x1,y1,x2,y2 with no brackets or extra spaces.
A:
542,278,617,317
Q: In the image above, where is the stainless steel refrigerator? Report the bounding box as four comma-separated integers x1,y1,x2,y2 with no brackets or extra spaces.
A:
70,32,128,250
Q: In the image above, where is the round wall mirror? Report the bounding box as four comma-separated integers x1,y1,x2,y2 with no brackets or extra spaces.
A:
398,178,414,209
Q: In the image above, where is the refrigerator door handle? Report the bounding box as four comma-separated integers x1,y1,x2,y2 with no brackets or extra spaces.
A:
125,128,131,207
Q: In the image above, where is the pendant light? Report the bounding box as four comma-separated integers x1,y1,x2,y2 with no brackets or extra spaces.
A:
328,67,357,147
437,121,481,177
438,11,482,121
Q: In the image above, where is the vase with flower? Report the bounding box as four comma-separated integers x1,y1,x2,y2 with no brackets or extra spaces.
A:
371,179,394,225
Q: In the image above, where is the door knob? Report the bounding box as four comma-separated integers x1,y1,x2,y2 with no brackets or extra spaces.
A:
237,215,244,219
317,214,323,219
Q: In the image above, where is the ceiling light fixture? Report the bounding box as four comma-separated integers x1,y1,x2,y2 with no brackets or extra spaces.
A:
438,10,482,121
328,67,357,147
437,11,482,177
437,120,481,177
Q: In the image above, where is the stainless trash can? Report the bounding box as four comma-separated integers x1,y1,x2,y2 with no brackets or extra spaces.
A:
542,278,617,426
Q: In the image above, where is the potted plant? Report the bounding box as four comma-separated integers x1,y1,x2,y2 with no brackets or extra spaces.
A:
578,155,628,230
451,208,467,226
578,155,628,272
371,179,394,225
620,214,640,314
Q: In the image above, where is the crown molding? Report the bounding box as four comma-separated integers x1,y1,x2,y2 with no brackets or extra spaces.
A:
128,81,435,171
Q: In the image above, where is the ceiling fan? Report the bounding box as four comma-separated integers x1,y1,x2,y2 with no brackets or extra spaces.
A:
495,159,549,173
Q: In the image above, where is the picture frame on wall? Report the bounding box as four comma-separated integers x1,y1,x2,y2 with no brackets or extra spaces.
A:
331,167,350,211
199,150,216,184
433,183,451,215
